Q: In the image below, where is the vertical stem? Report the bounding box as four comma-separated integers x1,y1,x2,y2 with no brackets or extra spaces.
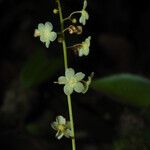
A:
67,95,76,150
57,1,76,150
57,0,68,70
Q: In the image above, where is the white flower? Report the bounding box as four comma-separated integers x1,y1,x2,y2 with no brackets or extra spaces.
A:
51,116,72,140
58,68,85,95
78,36,91,57
34,22,57,48
79,0,89,25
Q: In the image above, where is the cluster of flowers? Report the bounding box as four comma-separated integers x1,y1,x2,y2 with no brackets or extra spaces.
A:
52,68,93,139
34,0,92,140
34,0,91,56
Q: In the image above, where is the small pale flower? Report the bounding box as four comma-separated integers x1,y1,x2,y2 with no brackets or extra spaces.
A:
51,116,72,139
79,0,89,25
58,68,85,95
78,36,91,57
34,22,57,48
82,72,94,94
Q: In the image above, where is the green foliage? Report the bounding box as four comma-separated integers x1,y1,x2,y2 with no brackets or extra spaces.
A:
92,74,150,107
20,50,61,88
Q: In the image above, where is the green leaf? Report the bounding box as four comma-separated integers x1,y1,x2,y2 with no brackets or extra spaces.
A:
20,50,62,88
92,74,150,107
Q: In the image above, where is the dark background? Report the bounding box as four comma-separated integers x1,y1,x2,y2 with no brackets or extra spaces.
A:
0,0,150,150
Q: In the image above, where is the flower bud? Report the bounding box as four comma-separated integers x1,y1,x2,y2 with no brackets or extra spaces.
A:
72,18,77,24
68,25,82,35
53,8,59,14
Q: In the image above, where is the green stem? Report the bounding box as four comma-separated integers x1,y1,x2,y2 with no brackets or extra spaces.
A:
67,95,76,150
57,1,76,150
63,11,81,22
57,0,68,70
67,43,82,49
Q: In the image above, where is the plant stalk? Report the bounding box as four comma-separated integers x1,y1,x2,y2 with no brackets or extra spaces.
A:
57,1,76,150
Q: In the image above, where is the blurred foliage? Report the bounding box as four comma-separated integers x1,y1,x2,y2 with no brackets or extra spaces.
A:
20,50,62,88
92,74,150,107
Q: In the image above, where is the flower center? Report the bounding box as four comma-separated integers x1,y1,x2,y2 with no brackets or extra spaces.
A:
82,42,88,49
57,124,65,132
82,10,87,17
68,77,77,87
44,29,51,40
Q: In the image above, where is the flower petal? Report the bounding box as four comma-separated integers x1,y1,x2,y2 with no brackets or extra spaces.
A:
38,23,44,31
74,72,85,81
65,68,75,79
49,31,57,41
58,76,67,84
86,36,91,45
83,0,87,9
40,35,45,42
56,131,64,140
83,47,89,56
74,82,84,93
66,121,71,129
64,84,73,95
79,15,86,25
82,81,90,94
85,11,89,20
51,122,58,130
79,48,84,57
45,22,53,31
45,40,50,48
56,116,66,125
34,29,40,37
82,72,93,94
64,129,72,138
